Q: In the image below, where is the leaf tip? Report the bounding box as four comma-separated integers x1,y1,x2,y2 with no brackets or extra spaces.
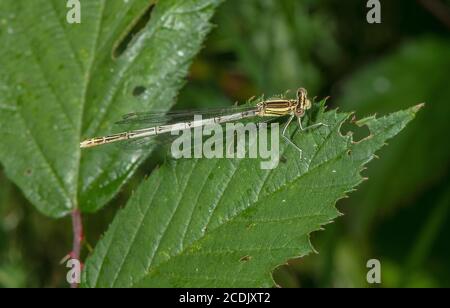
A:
412,102,425,113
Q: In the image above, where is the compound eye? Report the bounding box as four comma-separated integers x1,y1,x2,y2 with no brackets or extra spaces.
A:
297,88,307,101
304,98,312,110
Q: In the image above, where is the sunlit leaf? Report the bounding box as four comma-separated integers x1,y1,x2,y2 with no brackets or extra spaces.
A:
0,0,222,217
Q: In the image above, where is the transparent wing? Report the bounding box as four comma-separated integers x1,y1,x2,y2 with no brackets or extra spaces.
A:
118,135,160,151
116,105,258,127
113,105,284,152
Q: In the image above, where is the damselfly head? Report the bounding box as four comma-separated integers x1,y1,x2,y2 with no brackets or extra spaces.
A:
305,98,312,110
297,88,310,108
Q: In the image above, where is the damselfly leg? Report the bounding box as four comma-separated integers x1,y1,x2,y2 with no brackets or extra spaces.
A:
281,115,329,159
298,116,328,131
282,114,304,157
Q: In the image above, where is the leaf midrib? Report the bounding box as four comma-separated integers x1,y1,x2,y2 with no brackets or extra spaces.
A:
19,3,76,204
75,0,106,209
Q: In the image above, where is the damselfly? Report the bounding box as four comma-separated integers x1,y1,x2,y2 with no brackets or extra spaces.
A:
80,88,326,156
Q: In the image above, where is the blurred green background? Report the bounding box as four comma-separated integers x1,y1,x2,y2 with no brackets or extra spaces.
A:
1,0,450,287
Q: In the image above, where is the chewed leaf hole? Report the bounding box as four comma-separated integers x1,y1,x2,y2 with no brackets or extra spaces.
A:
341,118,371,143
353,124,372,142
112,3,156,59
132,86,146,97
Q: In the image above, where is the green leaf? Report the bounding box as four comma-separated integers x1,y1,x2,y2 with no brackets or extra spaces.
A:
0,0,222,217
335,38,450,232
82,101,422,287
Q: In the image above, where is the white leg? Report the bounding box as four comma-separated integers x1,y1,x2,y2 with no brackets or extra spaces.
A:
282,115,303,158
299,120,328,131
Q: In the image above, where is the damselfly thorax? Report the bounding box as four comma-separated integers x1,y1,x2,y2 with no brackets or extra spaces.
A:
257,87,311,117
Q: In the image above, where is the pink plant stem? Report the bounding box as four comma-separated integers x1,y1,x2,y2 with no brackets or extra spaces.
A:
71,209,83,288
